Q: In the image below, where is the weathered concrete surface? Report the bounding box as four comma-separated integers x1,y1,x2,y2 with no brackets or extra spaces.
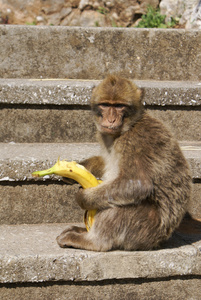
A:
0,184,84,225
0,26,201,81
0,79,200,106
0,108,96,143
0,223,200,284
0,107,200,143
148,110,201,142
0,181,200,225
0,142,200,181
1,279,201,300
0,79,95,106
0,143,100,181
188,183,201,220
181,142,201,179
0,79,200,143
0,142,200,224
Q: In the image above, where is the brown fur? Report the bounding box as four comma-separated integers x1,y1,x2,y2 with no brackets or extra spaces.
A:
57,75,192,251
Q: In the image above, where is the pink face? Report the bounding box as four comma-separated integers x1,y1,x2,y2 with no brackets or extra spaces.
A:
95,102,130,135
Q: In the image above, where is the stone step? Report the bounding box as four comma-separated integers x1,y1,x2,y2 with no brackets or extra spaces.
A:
0,26,201,81
0,142,200,181
0,221,201,299
1,24,200,299
0,79,200,106
0,79,200,143
0,142,200,225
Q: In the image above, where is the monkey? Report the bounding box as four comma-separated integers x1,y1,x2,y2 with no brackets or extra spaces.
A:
56,74,192,251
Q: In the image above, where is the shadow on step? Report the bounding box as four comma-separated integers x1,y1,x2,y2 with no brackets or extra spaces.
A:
161,213,201,249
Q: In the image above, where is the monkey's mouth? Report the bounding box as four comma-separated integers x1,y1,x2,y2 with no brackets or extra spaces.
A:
101,125,121,134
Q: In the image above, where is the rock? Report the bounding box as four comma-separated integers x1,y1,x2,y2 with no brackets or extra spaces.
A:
1,0,200,28
160,0,186,21
41,0,69,15
184,0,201,29
60,9,81,26
79,0,93,10
61,9,106,27
160,0,201,29
46,7,72,26
80,10,106,26
0,0,160,27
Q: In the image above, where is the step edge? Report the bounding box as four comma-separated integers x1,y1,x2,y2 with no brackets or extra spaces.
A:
0,79,200,106
0,222,200,284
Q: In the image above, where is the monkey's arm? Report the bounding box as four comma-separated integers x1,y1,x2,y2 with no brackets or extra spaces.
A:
76,173,153,210
80,156,105,179
62,156,104,185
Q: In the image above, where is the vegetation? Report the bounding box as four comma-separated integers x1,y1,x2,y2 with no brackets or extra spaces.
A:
97,7,108,15
26,21,37,25
95,5,179,29
135,6,178,28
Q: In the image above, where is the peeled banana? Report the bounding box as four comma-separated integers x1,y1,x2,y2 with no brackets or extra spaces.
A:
32,158,100,231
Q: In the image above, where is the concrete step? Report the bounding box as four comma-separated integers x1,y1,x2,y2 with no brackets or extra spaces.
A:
0,142,99,225
1,25,200,299
0,79,200,106
0,221,201,299
0,142,200,181
0,26,201,81
0,142,200,225
0,79,200,143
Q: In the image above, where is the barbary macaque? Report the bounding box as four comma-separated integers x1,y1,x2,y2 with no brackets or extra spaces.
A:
57,75,192,251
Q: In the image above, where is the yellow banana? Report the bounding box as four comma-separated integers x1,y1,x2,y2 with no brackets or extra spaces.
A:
32,158,100,231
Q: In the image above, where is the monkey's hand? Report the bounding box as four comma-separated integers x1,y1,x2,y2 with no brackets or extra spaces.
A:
76,178,153,209
76,185,112,210
80,156,105,179
75,188,86,210
76,187,100,210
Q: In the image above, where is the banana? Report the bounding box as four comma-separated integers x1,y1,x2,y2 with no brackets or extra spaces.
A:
32,158,100,231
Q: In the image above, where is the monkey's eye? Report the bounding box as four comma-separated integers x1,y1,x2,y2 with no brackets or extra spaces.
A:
94,105,104,116
115,104,126,108
98,103,126,109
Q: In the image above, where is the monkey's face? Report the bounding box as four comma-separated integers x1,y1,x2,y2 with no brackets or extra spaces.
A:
90,75,144,135
93,103,131,135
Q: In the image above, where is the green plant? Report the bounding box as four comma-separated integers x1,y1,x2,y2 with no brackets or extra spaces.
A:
166,17,179,28
136,6,170,28
111,19,118,27
26,20,37,25
95,21,100,27
97,6,108,15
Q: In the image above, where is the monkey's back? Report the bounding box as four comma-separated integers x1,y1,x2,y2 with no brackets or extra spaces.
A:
110,112,192,244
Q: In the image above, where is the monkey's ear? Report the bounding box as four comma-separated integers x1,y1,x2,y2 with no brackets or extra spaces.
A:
91,85,98,94
91,86,99,105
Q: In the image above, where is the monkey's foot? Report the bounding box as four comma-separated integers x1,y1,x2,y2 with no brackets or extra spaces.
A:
56,232,72,248
56,224,87,248
58,224,87,235
56,230,91,249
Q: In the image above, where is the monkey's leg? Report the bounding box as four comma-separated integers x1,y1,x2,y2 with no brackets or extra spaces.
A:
57,231,96,251
56,226,112,251
58,224,87,235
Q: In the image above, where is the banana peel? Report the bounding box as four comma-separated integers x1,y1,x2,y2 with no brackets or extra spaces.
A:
32,158,101,231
